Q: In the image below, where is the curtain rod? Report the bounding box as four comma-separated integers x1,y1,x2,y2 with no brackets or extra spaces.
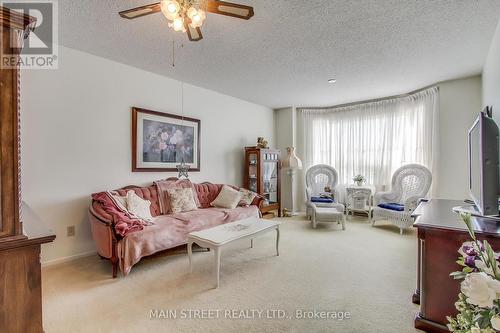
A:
296,84,439,111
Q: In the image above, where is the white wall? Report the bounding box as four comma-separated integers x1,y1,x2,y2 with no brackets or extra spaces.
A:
435,76,482,199
274,107,295,211
21,46,273,264
483,19,500,125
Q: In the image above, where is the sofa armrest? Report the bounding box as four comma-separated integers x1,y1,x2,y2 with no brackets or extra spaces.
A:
251,194,265,208
88,205,115,259
90,200,113,225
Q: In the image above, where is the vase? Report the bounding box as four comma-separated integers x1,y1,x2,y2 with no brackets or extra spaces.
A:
356,181,363,186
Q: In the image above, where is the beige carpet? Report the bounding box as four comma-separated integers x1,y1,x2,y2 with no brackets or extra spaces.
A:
42,215,423,333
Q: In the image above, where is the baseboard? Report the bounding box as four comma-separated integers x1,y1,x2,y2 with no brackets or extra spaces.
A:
41,250,97,267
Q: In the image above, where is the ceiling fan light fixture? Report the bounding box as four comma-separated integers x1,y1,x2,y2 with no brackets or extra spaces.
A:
120,0,254,41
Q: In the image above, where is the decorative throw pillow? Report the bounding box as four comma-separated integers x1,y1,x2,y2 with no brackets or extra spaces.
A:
166,188,198,213
155,179,201,214
126,190,153,222
239,188,257,206
211,185,243,209
111,193,128,212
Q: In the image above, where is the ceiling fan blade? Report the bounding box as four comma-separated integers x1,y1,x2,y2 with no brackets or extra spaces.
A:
185,23,203,42
119,2,161,19
205,0,254,20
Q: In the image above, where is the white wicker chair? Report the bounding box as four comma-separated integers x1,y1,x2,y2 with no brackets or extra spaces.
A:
305,164,345,229
372,164,432,234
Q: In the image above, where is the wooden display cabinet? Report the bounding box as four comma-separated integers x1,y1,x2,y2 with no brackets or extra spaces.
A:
244,147,282,217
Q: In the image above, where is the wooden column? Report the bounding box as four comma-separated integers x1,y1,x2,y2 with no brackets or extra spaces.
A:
0,7,55,333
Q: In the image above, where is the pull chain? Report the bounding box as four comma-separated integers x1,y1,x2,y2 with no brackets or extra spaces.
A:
172,39,175,67
181,81,184,123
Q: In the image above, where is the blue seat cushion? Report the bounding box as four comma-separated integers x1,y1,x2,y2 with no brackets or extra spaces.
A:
311,196,334,204
378,203,405,211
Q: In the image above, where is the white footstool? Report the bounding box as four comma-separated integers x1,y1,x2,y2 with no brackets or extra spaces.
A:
311,205,346,230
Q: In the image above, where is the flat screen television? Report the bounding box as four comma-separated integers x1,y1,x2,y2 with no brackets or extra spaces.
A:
468,107,500,216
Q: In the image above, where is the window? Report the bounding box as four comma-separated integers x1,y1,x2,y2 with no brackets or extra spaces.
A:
301,87,438,191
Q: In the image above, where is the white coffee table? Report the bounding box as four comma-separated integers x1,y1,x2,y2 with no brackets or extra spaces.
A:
187,217,281,288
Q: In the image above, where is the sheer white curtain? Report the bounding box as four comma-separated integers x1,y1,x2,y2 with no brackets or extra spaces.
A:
301,86,439,197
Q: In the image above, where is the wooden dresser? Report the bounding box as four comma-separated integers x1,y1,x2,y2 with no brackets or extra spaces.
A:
0,6,55,332
412,199,500,333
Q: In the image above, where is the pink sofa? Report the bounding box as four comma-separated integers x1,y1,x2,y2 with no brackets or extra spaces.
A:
89,180,263,277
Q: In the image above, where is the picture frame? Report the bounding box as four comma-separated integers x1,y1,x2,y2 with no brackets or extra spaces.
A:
132,107,201,172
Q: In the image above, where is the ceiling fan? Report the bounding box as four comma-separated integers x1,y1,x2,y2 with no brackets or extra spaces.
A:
119,0,254,42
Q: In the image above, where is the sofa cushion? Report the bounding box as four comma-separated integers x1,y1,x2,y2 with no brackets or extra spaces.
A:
378,203,405,211
167,188,198,213
311,196,334,204
171,206,260,235
194,182,223,208
206,206,260,223
211,185,243,209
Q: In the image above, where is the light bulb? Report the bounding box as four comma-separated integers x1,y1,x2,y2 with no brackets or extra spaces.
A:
167,2,178,13
198,9,206,21
172,17,184,31
160,0,179,20
189,9,206,28
187,6,197,19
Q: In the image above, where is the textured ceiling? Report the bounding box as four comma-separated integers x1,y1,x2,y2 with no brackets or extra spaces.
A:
59,0,500,108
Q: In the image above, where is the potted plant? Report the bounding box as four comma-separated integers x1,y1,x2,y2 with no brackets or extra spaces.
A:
353,174,366,186
447,213,500,333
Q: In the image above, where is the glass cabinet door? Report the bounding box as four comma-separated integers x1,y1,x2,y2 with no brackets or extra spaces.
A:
262,153,279,206
248,152,258,192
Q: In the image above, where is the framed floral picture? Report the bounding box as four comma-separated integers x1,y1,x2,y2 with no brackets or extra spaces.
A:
132,107,201,172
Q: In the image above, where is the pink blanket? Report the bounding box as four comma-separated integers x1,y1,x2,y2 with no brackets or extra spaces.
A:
91,192,149,237
118,206,260,275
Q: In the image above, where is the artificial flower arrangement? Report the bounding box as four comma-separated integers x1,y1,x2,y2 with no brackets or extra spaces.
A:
447,213,500,333
353,174,366,186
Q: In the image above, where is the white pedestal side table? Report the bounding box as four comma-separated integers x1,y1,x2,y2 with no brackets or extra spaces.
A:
345,185,375,219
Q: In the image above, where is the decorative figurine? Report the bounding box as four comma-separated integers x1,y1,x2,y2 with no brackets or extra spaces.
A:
256,137,269,149
176,160,190,179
